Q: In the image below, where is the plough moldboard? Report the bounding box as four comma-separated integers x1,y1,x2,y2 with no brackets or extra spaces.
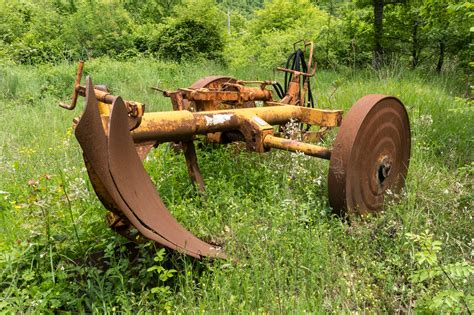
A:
61,42,411,258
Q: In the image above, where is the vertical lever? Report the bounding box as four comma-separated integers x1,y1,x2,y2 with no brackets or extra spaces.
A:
59,60,85,110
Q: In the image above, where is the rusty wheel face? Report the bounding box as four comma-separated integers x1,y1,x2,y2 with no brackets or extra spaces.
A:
328,94,411,215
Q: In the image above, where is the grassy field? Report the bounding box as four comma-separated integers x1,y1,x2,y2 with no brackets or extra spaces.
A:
0,58,472,313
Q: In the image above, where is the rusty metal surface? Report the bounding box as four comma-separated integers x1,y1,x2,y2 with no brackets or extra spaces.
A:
187,76,236,111
190,76,234,89
76,77,178,252
263,135,331,160
75,77,223,258
328,94,411,215
182,141,206,192
187,76,257,111
60,60,84,110
168,91,207,190
107,96,224,258
135,142,155,161
179,88,272,103
130,106,342,144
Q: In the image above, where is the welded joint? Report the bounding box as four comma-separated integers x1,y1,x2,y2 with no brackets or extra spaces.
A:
235,113,274,153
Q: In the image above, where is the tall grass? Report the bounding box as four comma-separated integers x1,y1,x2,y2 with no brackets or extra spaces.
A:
0,59,472,312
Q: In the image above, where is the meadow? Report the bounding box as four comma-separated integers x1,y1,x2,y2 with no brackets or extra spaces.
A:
0,59,472,313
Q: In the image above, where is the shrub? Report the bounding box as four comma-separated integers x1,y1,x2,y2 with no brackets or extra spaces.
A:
154,19,224,62
0,0,138,64
61,1,136,60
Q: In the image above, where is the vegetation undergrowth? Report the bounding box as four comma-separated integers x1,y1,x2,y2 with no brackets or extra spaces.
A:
0,59,472,313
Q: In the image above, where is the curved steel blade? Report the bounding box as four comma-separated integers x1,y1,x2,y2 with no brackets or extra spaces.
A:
107,96,224,258
75,77,222,258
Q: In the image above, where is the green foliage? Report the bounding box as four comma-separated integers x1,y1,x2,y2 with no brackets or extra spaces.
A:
154,19,225,62
0,0,472,73
227,0,333,68
146,248,177,311
143,0,227,61
406,231,474,313
60,1,136,60
217,0,264,16
0,0,138,64
0,67,20,98
0,1,66,64
0,0,32,45
122,0,182,24
174,0,226,29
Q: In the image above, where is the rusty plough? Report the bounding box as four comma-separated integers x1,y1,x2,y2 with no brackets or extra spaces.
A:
61,42,410,258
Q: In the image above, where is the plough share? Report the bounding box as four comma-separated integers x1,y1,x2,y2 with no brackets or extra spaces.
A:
61,42,411,258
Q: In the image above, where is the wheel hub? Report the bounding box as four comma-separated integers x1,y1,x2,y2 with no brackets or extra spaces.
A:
377,156,392,185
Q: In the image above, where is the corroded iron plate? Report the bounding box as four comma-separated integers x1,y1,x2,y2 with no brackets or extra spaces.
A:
328,94,411,215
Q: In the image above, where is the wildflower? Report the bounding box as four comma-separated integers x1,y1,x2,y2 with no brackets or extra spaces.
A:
28,179,39,187
313,176,322,186
418,114,433,126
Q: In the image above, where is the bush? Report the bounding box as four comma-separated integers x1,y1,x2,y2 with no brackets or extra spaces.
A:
0,0,138,64
61,1,136,60
154,19,224,62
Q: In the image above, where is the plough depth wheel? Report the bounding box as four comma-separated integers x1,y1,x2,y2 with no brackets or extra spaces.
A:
328,94,411,215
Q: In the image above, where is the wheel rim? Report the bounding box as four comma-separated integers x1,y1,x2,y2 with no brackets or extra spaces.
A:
328,94,411,215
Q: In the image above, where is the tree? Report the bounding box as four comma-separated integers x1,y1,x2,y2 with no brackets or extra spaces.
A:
120,0,181,24
372,0,384,68
152,0,226,61
356,0,405,68
421,0,472,72
385,0,427,69
226,0,333,68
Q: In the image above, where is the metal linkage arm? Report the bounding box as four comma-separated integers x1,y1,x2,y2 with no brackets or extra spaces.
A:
130,106,342,144
59,61,84,110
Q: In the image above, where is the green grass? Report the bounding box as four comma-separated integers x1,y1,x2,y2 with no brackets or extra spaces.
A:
0,58,472,313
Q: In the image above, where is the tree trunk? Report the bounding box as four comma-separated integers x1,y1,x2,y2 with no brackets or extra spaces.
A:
436,41,445,73
373,0,384,69
411,20,419,69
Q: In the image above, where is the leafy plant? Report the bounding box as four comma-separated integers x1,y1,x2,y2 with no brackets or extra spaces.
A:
406,231,474,313
154,18,225,62
146,248,177,312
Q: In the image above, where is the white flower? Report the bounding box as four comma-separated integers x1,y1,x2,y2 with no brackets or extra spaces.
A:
418,114,433,126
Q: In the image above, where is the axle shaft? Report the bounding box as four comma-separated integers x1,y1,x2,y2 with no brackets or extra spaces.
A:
263,135,331,160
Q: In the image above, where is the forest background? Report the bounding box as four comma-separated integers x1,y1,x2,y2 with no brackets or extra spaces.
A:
0,0,472,74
